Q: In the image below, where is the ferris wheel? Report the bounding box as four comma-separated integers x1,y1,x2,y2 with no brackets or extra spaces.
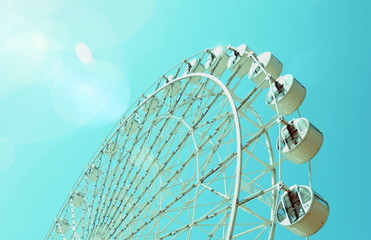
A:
45,44,330,239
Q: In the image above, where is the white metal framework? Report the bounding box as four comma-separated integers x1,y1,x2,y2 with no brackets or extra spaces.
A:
46,45,327,239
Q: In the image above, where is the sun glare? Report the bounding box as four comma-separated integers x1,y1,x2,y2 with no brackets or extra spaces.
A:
75,42,92,63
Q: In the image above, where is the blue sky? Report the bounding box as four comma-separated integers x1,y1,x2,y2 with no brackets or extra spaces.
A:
0,0,370,239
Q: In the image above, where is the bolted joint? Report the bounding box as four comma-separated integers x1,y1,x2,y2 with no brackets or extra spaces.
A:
248,51,257,59
277,115,289,125
265,73,273,81
278,181,290,192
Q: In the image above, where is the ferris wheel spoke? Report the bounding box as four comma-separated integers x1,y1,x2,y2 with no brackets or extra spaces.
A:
255,225,269,239
93,167,133,232
108,129,198,237
126,121,189,191
90,166,122,217
107,153,177,228
113,160,192,237
67,200,81,240
238,89,263,113
193,111,231,130
93,162,132,227
156,204,193,237
90,140,139,207
207,211,230,239
87,153,119,234
147,202,219,239
117,148,237,239
158,201,230,239
195,166,235,206
186,81,209,110
88,164,146,235
239,111,263,130
186,181,200,239
241,178,273,207
227,74,243,95
95,113,182,233
168,80,193,111
233,223,269,239
200,182,231,202
193,100,232,142
237,85,261,106
195,128,235,177
241,117,277,155
238,206,270,225
88,161,131,228
187,84,225,127
226,183,279,238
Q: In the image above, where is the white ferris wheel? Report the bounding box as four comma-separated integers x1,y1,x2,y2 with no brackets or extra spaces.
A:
45,44,330,240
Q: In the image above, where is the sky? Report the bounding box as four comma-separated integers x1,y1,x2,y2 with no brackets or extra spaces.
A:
0,0,370,239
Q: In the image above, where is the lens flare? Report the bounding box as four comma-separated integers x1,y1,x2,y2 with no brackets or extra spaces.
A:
52,61,130,126
75,43,92,63
0,31,62,85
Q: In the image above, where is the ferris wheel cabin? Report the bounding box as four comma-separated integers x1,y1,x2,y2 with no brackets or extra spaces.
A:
266,74,306,116
227,44,254,78
122,117,139,137
86,165,101,182
183,58,205,84
141,95,159,116
205,47,229,77
55,218,69,234
276,185,329,237
248,51,283,89
162,75,182,98
277,118,323,164
72,191,84,208
103,141,119,158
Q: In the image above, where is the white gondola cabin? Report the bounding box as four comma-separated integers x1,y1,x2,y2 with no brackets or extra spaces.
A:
227,44,253,78
276,185,329,237
103,140,119,158
142,95,159,116
55,218,69,234
162,75,181,98
205,47,229,76
87,165,101,182
183,58,205,84
266,74,306,116
277,118,323,164
72,191,84,208
248,52,283,89
122,118,139,137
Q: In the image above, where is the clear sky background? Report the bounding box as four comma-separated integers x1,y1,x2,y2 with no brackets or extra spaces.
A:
0,0,369,239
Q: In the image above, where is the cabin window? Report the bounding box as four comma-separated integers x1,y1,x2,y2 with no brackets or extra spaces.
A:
267,81,288,105
298,187,311,205
296,119,308,134
282,124,302,150
283,189,305,224
277,202,286,222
